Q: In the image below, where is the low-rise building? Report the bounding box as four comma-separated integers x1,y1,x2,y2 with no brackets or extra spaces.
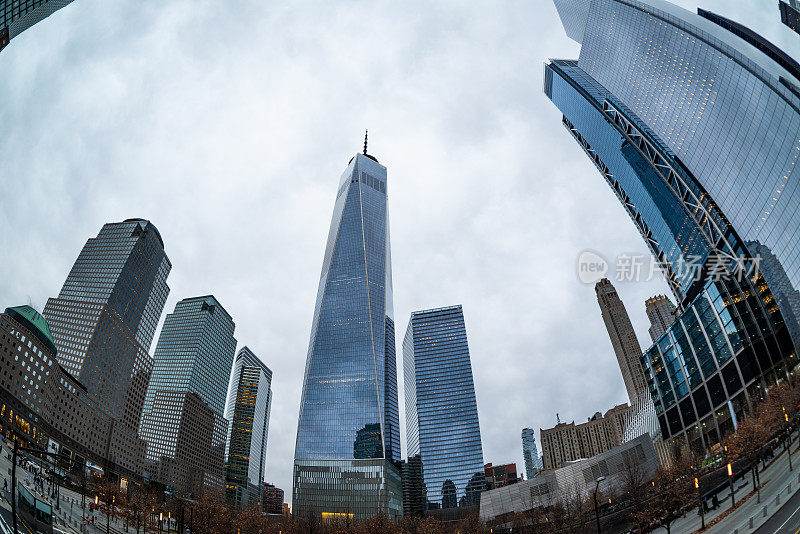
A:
262,482,284,515
540,404,631,470
484,463,519,489
479,434,658,528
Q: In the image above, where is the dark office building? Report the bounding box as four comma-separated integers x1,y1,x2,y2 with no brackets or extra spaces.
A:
224,347,272,508
547,0,800,454
43,219,171,477
262,483,284,515
1,0,74,52
292,143,402,520
401,455,427,516
0,305,112,466
140,296,236,496
403,305,485,510
780,1,800,36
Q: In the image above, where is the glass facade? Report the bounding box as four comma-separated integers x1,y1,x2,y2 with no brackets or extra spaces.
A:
403,305,485,509
568,0,800,341
781,1,800,36
293,152,402,519
546,0,800,452
42,218,171,475
1,0,74,51
140,295,237,495
521,428,538,479
224,347,273,508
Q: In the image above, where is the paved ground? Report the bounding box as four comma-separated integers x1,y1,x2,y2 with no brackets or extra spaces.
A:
754,485,800,534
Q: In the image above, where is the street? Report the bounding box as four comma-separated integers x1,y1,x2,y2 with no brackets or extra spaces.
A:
756,486,800,534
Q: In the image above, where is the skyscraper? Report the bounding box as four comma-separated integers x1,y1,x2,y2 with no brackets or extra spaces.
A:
595,279,648,407
521,428,539,479
292,143,402,520
224,346,273,508
403,305,485,510
140,295,236,496
547,0,799,454
1,0,75,52
780,1,800,35
645,295,676,344
43,218,171,476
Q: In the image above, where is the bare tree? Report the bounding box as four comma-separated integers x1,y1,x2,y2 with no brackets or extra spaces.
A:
632,450,695,534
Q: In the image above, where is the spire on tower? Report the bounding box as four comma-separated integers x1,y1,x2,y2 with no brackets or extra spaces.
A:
363,130,368,155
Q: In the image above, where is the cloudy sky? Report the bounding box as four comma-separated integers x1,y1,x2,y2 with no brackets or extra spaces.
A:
1,0,794,505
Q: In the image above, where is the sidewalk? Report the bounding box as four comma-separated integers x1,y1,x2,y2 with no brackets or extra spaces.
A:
664,433,800,534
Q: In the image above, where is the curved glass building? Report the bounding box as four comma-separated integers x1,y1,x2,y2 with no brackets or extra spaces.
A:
546,0,800,454
292,148,402,520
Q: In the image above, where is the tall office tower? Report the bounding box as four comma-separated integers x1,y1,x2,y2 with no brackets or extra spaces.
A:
224,346,273,508
645,295,677,343
595,279,648,407
292,144,402,520
546,0,800,455
521,428,539,479
781,1,800,35
43,219,170,476
140,296,236,496
403,305,485,510
1,0,75,51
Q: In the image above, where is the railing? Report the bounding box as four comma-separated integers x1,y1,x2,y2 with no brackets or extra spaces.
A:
731,471,800,533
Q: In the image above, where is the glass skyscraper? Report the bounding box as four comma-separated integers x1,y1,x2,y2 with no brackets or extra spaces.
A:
224,346,273,508
1,0,74,51
547,0,800,454
521,428,538,480
292,147,402,520
140,295,237,496
43,218,171,476
403,305,485,509
781,0,800,36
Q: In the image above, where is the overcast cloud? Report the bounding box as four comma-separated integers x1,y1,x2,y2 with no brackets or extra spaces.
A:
1,0,794,506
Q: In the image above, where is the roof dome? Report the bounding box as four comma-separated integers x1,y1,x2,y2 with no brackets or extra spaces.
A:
5,305,57,356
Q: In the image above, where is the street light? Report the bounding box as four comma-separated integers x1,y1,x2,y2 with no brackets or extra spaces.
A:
695,477,705,529
593,476,606,534
727,462,735,508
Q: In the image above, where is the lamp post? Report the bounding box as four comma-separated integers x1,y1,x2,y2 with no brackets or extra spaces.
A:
695,477,705,529
593,476,606,534
727,461,735,508
785,408,794,472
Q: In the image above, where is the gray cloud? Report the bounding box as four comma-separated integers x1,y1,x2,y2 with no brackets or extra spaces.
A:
1,0,792,506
